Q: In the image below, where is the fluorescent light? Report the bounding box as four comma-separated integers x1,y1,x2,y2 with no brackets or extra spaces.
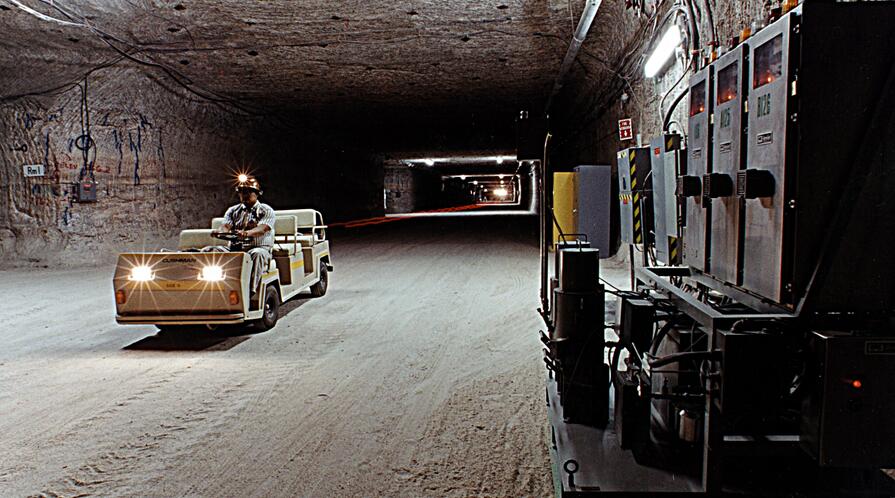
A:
644,26,682,78
403,155,514,165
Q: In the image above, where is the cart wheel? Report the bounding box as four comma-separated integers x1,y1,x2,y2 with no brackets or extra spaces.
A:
255,285,280,331
310,264,329,297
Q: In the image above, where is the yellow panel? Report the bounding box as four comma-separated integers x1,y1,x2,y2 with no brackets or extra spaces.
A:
552,172,577,249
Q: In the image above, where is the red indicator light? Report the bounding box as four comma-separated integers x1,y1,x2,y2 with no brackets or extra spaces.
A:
852,380,863,389
115,289,126,305
229,291,239,305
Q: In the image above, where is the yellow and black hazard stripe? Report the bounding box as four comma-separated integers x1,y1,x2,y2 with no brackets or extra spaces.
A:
629,149,642,244
668,236,679,265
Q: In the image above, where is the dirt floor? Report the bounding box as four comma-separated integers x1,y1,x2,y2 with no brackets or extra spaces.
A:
0,216,567,497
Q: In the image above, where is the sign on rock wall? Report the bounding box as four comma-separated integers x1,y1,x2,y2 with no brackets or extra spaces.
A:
23,164,45,177
618,119,633,141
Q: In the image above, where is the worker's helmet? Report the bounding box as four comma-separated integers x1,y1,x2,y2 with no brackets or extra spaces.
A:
235,175,263,195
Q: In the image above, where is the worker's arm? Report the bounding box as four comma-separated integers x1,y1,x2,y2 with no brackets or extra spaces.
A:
214,206,236,234
236,207,274,238
237,224,271,238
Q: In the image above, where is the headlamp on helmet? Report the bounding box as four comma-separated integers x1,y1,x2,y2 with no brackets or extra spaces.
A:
235,176,263,196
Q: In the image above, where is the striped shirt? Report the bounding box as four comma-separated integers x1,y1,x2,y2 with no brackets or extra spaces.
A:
223,202,276,249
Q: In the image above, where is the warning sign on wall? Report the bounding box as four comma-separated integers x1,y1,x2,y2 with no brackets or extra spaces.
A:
618,119,633,141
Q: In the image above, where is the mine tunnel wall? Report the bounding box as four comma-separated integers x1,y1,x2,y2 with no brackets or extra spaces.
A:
0,69,390,267
0,67,254,267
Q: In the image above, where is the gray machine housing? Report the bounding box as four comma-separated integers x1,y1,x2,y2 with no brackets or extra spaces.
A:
708,44,748,285
617,147,652,245
740,2,895,312
682,67,713,272
649,134,683,265
574,165,612,258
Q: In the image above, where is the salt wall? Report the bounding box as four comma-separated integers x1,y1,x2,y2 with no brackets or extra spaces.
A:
0,67,255,267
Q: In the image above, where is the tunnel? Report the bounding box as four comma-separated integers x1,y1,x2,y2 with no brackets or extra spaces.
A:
2,1,895,496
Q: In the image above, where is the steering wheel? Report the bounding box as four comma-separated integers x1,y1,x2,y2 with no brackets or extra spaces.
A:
212,231,253,244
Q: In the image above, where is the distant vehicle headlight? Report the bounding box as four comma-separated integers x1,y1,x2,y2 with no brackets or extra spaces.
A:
129,265,155,281
493,188,509,197
199,265,225,281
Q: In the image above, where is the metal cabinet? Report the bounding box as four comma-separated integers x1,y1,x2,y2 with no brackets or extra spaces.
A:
574,165,612,258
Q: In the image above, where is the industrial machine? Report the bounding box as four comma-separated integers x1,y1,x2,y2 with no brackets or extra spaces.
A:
113,209,332,331
617,147,652,247
540,3,895,495
709,43,748,285
552,172,578,247
574,165,612,259
680,66,712,273
649,134,683,265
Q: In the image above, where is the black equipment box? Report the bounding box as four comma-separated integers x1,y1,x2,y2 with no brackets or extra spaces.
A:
801,331,895,468
619,297,654,355
516,112,548,161
716,329,788,419
614,370,648,451
76,180,97,202
563,363,610,428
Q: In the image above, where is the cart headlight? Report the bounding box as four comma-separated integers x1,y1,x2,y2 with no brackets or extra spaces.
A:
128,265,155,281
199,265,225,281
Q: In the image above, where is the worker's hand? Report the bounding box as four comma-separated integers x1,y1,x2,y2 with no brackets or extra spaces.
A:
236,229,250,238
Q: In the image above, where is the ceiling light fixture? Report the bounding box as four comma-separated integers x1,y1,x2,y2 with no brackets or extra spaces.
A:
644,26,682,78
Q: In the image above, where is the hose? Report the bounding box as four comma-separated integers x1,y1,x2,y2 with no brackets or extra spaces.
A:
647,350,719,369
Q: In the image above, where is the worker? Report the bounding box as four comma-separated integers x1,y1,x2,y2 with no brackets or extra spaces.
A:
205,175,276,297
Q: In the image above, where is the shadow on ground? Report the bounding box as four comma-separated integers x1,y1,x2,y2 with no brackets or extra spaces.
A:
122,297,313,352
